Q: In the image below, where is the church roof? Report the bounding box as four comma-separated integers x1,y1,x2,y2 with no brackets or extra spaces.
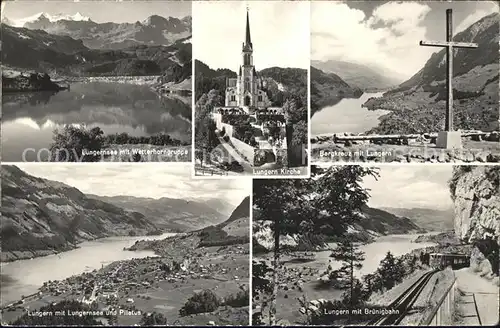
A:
245,10,252,47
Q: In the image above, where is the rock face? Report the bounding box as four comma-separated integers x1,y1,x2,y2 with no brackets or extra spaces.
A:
0,165,157,262
450,166,500,244
449,165,499,276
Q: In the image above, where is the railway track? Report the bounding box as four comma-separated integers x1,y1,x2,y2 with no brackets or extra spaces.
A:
366,269,438,326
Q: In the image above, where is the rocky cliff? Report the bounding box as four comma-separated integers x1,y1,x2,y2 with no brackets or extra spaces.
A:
0,165,157,262
449,165,499,277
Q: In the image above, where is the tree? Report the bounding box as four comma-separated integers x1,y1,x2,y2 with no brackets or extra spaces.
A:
50,125,104,162
252,260,273,325
140,312,168,325
252,165,378,325
253,178,315,325
377,252,406,290
329,238,365,317
179,289,221,316
291,120,307,146
132,153,141,162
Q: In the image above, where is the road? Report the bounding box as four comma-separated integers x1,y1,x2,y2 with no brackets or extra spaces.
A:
217,138,253,174
455,268,499,325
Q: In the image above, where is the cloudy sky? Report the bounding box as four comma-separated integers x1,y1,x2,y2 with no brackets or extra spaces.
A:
312,0,499,80
362,165,454,210
14,163,250,206
2,0,191,25
194,0,310,70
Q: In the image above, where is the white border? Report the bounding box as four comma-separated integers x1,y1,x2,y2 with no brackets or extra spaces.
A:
191,24,197,179
248,181,254,326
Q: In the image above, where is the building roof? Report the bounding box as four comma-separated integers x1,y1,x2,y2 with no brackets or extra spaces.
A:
429,253,469,257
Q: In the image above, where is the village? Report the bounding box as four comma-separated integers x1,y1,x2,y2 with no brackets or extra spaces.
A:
1,243,249,326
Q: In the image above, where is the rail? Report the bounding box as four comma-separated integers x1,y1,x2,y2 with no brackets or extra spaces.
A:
421,277,457,325
367,269,438,326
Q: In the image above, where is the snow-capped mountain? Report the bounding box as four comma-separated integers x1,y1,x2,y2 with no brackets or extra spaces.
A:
12,13,192,50
6,12,90,27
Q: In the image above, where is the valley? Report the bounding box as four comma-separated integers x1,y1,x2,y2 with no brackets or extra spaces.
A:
0,165,251,326
310,7,499,164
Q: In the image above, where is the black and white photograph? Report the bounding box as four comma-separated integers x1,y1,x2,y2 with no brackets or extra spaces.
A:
1,0,192,162
0,164,250,326
193,0,309,177
252,165,499,326
310,1,500,163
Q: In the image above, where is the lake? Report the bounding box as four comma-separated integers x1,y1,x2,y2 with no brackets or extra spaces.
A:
1,82,192,161
311,92,390,137
317,233,438,277
0,232,176,306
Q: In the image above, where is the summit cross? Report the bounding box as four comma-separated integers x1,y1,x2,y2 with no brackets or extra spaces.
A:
419,9,478,148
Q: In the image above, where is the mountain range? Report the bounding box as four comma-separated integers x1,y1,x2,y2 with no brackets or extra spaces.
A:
379,207,455,232
0,165,249,262
87,194,233,232
1,14,191,80
363,12,499,134
5,12,191,50
311,59,403,91
310,65,363,116
127,196,251,255
253,204,426,251
0,165,156,262
2,24,191,77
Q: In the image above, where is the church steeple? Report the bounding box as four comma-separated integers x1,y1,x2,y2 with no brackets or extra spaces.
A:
245,8,252,49
242,7,253,53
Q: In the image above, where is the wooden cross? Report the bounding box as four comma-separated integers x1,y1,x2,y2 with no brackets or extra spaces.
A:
419,9,478,132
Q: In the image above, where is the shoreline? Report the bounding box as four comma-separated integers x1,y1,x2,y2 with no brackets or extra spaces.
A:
0,230,173,264
0,232,176,306
1,235,249,325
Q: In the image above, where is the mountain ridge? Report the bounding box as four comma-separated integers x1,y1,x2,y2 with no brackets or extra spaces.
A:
310,65,364,116
2,24,191,78
86,194,227,232
379,207,455,232
253,204,426,252
363,12,499,134
311,59,403,91
0,165,157,262
16,13,192,50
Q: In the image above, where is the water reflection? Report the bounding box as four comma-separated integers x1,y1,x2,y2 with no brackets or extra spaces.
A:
2,82,192,161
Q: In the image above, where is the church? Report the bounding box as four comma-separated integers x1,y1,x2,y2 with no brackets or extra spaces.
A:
210,8,287,169
223,9,271,111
